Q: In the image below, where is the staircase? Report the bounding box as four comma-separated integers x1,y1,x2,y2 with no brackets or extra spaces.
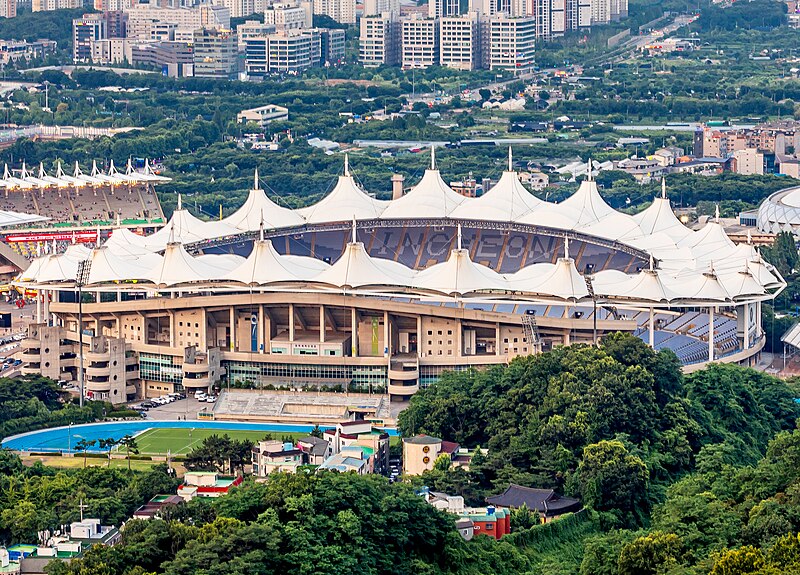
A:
521,314,542,354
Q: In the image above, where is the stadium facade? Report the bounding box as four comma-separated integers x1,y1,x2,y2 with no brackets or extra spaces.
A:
14,150,784,409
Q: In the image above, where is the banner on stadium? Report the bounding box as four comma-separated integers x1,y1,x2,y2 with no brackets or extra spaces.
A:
4,232,99,243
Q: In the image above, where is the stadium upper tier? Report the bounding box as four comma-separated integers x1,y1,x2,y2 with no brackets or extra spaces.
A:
14,151,785,308
757,184,800,235
0,159,168,229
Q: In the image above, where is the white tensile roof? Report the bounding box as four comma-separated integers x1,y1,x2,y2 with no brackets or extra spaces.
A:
143,242,233,287
86,245,161,284
224,171,305,231
507,257,590,301
31,244,92,284
140,198,239,250
298,157,388,224
632,184,693,242
381,148,467,220
666,269,731,303
314,239,414,290
592,268,681,303
554,177,617,228
414,247,508,297
227,238,330,285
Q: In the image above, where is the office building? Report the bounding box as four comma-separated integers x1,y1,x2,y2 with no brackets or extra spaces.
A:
245,28,336,76
264,2,312,31
212,0,255,18
94,0,131,11
193,27,237,79
439,13,479,70
313,0,355,24
359,14,400,67
319,27,345,65
237,20,277,49
90,37,130,64
401,15,437,69
73,14,107,62
131,41,194,77
487,15,535,71
124,5,230,41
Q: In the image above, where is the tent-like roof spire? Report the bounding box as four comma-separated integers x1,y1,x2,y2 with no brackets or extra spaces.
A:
177,193,182,211
715,204,720,222
344,154,350,177
564,236,570,259
431,145,436,170
508,147,513,172
661,177,667,199
351,215,357,244
259,209,265,241
457,223,463,251
586,158,592,181
254,168,260,190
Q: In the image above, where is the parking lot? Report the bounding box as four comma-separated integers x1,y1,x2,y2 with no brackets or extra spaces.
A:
131,396,217,421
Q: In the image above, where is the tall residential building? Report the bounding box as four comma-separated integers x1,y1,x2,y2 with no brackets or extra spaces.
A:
359,14,400,66
401,15,437,69
73,14,107,62
319,27,345,64
264,2,312,31
90,37,129,64
487,15,535,71
313,0,355,24
192,27,237,79
428,0,458,19
94,0,131,11
33,0,83,11
362,0,398,17
0,0,16,19
212,0,255,18
439,13,479,70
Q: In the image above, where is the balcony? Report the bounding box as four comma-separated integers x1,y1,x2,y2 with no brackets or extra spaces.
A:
19,351,41,363
21,338,40,351
85,365,111,377
182,376,212,389
388,383,420,397
182,361,210,374
86,380,111,392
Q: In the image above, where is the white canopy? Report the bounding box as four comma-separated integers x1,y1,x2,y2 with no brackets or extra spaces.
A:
143,242,232,287
313,240,414,290
140,198,239,250
592,268,680,303
86,245,161,284
450,170,542,222
298,157,388,224
227,239,330,285
508,257,590,301
632,187,692,242
414,248,508,296
224,171,305,231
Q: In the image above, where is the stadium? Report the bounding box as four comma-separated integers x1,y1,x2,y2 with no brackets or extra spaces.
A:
12,149,784,423
757,184,800,235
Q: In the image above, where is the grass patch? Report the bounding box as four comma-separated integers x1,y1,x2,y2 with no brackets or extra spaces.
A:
22,455,169,472
130,428,309,456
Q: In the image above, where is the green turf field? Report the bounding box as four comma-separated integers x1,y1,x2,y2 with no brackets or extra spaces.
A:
130,428,308,455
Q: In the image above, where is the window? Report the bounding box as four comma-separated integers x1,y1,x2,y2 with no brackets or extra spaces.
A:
447,330,452,335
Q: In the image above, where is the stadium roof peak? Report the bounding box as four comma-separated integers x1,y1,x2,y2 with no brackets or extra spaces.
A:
451,170,542,222
380,168,467,220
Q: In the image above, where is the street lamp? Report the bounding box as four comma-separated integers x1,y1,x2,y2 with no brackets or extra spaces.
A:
76,259,92,408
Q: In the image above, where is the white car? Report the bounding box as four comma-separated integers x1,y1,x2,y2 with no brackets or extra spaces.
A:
205,396,217,403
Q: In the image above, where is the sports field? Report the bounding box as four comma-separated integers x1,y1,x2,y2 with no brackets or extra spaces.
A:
131,428,308,455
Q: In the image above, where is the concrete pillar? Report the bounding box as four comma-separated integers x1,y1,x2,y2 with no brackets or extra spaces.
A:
36,291,42,323
351,307,358,357
117,290,122,302
42,290,49,326
258,305,265,354
456,319,463,357
708,306,715,362
648,307,655,348
495,322,501,356
417,315,423,358
169,312,175,348
564,330,571,346
319,305,325,343
384,311,390,357
229,307,236,351
743,302,750,349
288,304,295,342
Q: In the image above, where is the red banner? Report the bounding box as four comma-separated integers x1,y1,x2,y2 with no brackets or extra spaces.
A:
4,232,99,243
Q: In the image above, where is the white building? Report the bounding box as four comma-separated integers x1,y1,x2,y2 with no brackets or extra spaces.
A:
124,5,230,41
212,0,255,18
439,13,479,71
401,15,438,69
734,148,765,176
428,0,459,19
0,0,15,18
237,20,277,49
363,0,399,17
237,104,289,126
488,15,535,71
313,0,355,24
264,2,312,31
245,29,323,76
33,0,82,11
359,14,400,66
74,14,107,63
91,37,130,65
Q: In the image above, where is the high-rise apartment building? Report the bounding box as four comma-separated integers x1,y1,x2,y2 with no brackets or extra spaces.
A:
401,15,437,69
487,15,535,71
0,0,16,19
362,0,398,17
312,0,355,24
124,5,230,41
439,13,479,70
428,0,458,19
94,0,131,11
319,27,345,65
33,0,83,12
359,14,400,66
212,0,255,19
73,14,107,62
192,27,238,79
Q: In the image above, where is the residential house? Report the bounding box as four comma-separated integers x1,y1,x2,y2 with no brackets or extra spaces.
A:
486,484,581,523
177,472,243,500
133,495,184,519
252,440,305,476
402,434,459,475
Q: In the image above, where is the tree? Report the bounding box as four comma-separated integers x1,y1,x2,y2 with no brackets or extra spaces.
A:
98,438,118,467
571,440,649,527
75,439,97,468
617,531,683,575
119,435,139,471
310,425,323,439
510,503,539,531
709,545,765,575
